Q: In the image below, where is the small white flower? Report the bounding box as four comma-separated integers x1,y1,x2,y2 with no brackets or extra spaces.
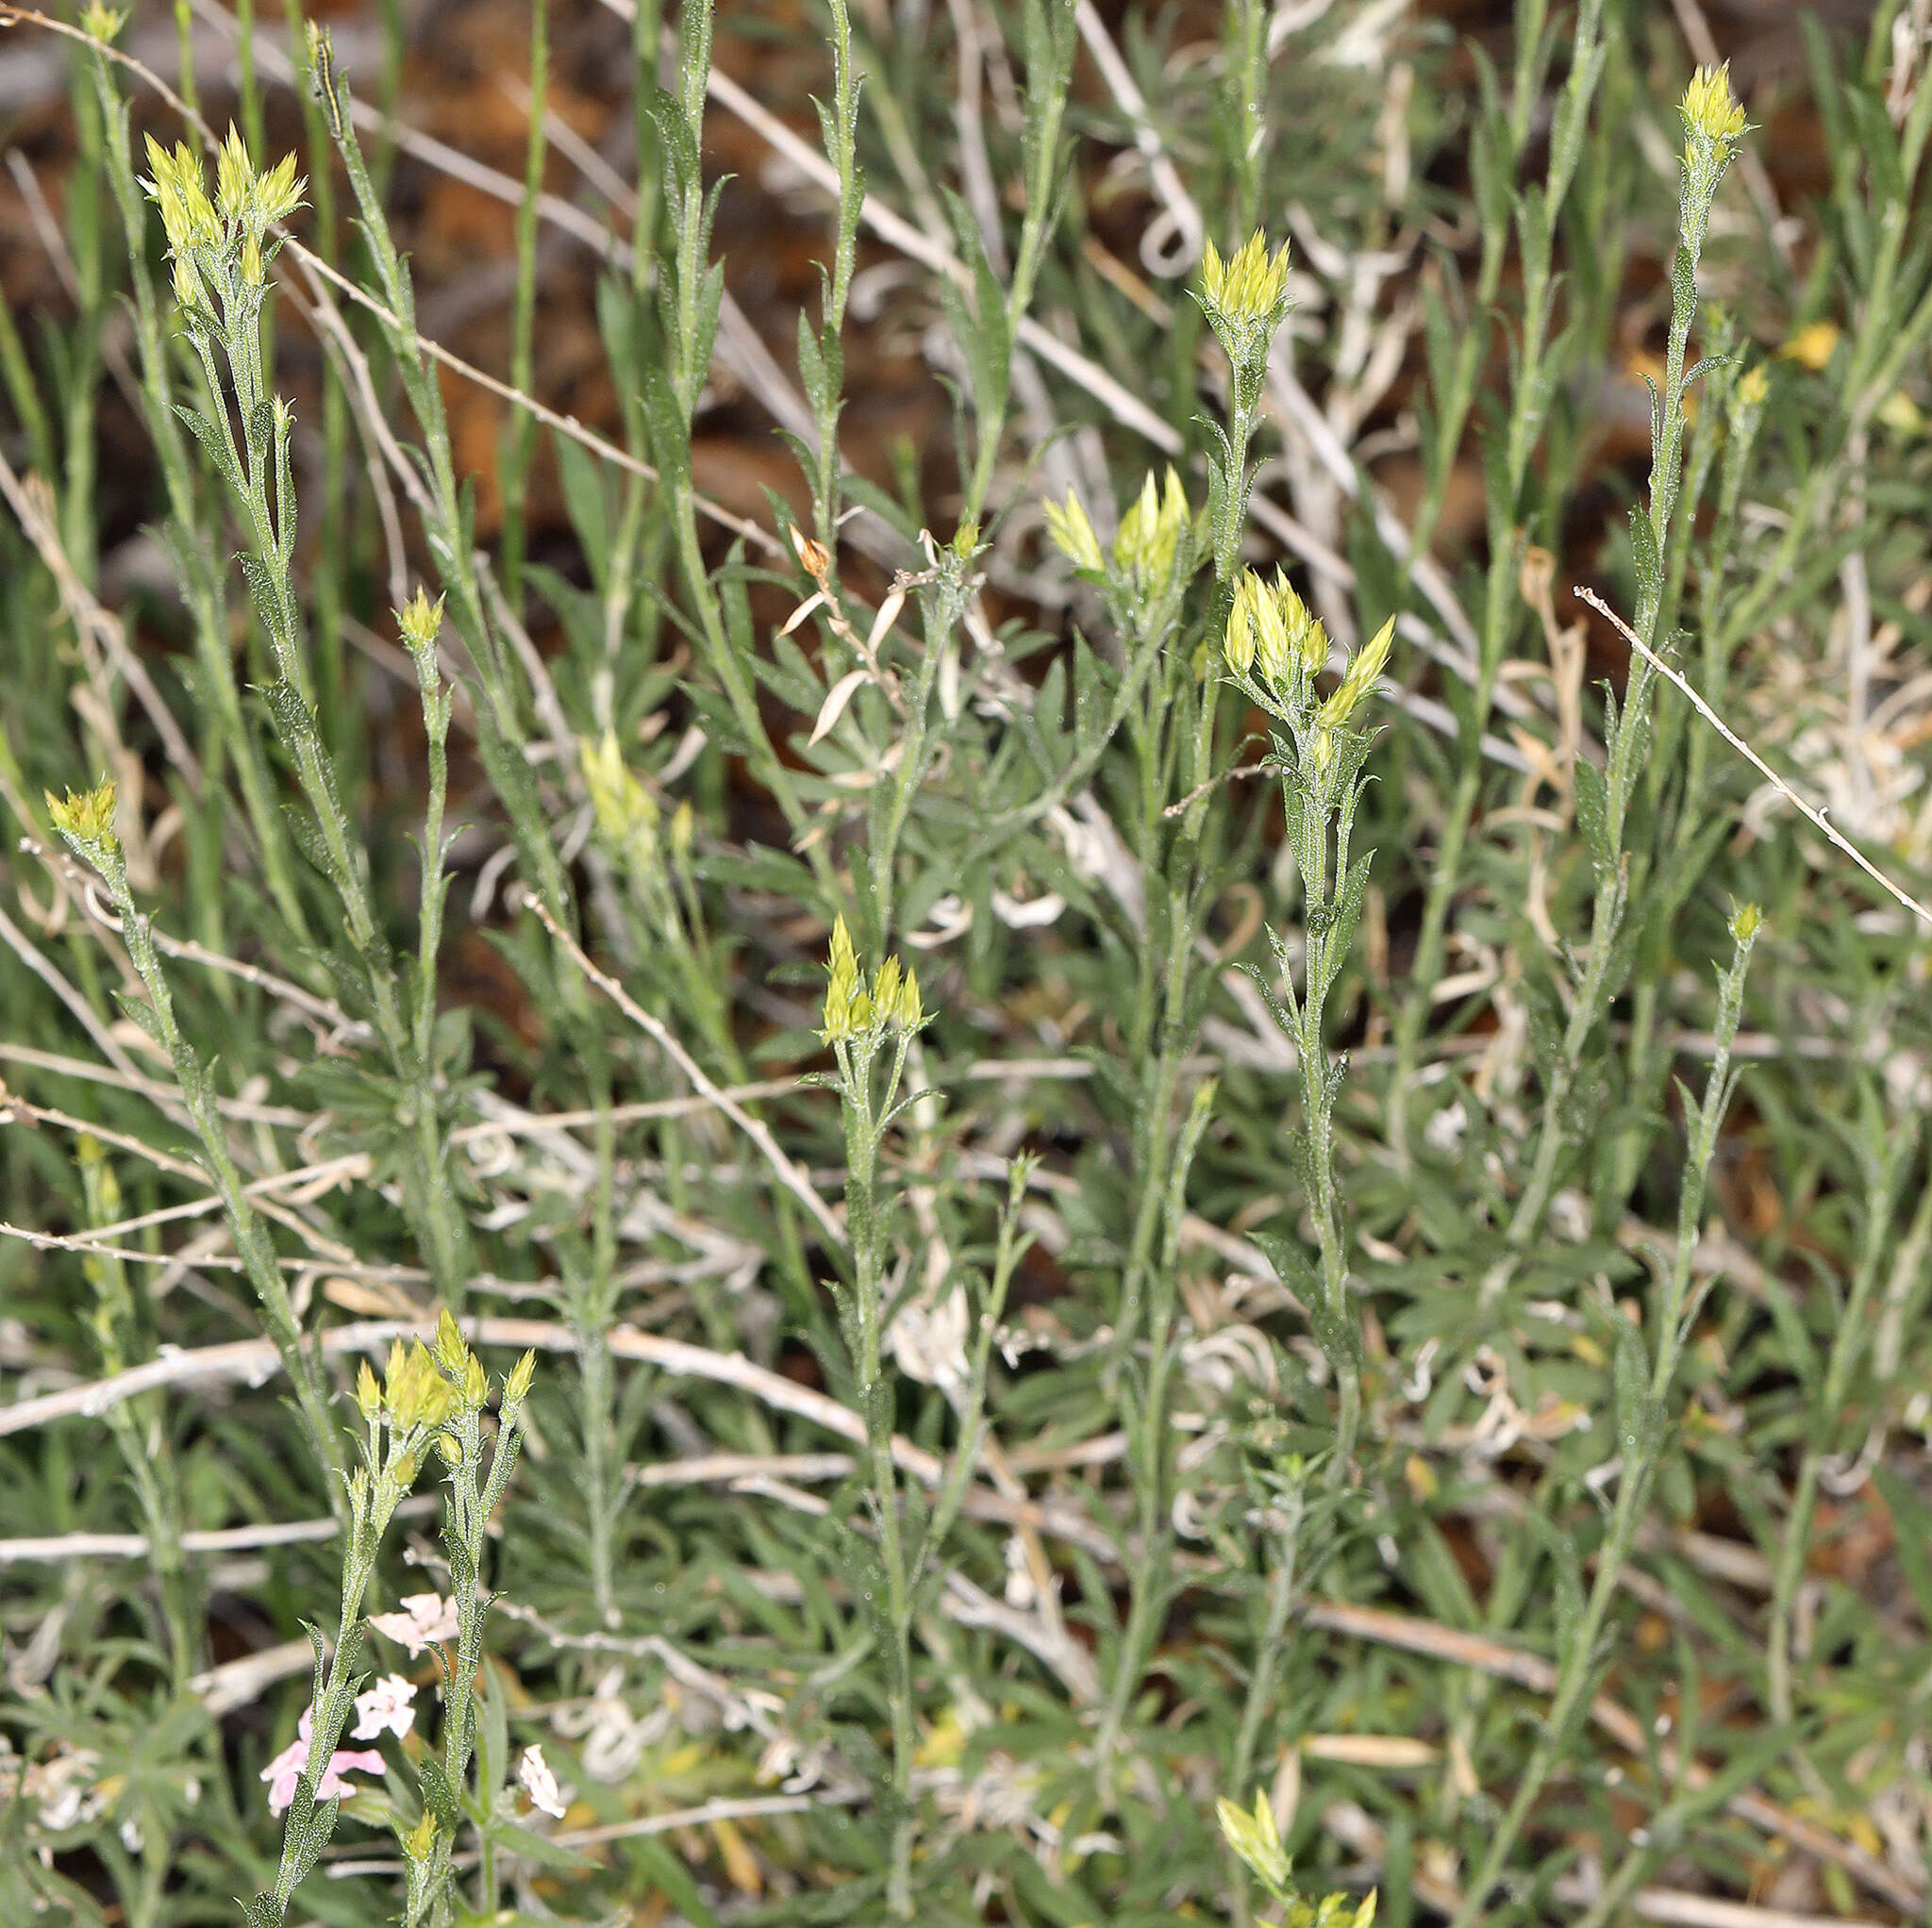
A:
367,1592,459,1656
25,1747,105,1832
1549,1188,1591,1244
517,1743,567,1820
991,886,1066,929
1003,1535,1037,1610
352,1673,418,1741
887,1285,970,1395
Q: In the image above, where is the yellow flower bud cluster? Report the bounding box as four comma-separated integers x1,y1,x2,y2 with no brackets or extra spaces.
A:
1218,1786,1377,1928
1201,232,1293,329
1680,62,1746,171
580,731,660,867
1113,468,1193,591
1044,468,1196,600
356,1316,535,1458
45,778,120,854
1307,615,1395,772
1315,616,1395,732
141,126,305,304
1217,1789,1292,1894
395,587,445,657
358,1338,458,1435
1198,230,1294,388
822,915,924,1044
1042,491,1106,576
1224,570,1327,689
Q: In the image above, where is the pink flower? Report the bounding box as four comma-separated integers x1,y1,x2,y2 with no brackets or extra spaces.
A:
313,1743,384,1803
260,1707,387,1817
367,1592,459,1657
352,1673,418,1741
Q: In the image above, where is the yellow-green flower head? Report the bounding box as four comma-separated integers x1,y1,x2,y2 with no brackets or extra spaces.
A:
873,955,903,1027
1217,1789,1292,1894
383,1337,458,1433
141,136,218,253
356,1358,382,1422
894,964,924,1032
1316,614,1395,730
1225,570,1326,690
1281,1893,1379,1928
1112,467,1192,590
1224,569,1274,678
1274,572,1327,679
215,124,255,224
79,2,125,42
395,587,445,654
432,1306,469,1378
1042,490,1106,576
45,777,119,851
822,914,872,1042
580,731,658,856
1729,900,1763,944
1682,63,1745,143
1681,62,1745,162
1201,231,1292,326
1736,364,1769,408
171,254,204,311
252,151,306,230
504,1348,537,1408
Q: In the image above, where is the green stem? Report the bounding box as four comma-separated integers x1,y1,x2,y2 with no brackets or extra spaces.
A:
500,0,549,608
1447,910,1757,1928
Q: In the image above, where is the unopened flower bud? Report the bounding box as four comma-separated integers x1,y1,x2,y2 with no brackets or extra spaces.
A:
45,779,119,852
1112,467,1192,592
396,588,444,655
873,956,903,1025
822,914,867,1042
1042,490,1106,577
1681,63,1746,151
1217,1789,1292,1895
1200,232,1292,327
895,967,924,1033
215,125,255,223
253,152,305,229
433,1307,466,1376
504,1349,537,1408
580,732,658,861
